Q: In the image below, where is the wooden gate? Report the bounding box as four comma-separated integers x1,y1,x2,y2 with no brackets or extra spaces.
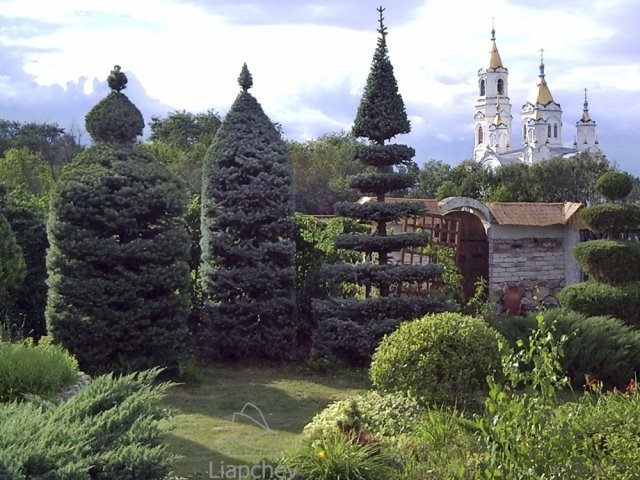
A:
444,211,488,298
396,212,461,295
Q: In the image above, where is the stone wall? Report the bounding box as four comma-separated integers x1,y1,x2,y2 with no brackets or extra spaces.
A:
489,237,565,312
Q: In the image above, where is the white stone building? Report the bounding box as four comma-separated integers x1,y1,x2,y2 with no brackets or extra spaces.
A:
473,28,601,168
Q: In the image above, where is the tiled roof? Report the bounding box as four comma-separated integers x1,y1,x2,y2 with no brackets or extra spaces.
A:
487,202,582,226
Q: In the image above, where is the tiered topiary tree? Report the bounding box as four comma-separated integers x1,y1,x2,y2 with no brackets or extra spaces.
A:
558,171,640,326
311,7,451,365
47,66,190,374
200,64,296,361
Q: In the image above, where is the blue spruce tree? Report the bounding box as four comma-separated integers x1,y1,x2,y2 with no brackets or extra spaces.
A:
200,64,296,360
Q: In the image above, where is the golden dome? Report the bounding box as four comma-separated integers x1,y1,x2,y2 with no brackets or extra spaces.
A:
490,41,503,69
536,78,554,105
489,27,503,69
535,53,554,105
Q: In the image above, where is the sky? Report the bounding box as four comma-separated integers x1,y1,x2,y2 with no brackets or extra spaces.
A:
0,0,639,174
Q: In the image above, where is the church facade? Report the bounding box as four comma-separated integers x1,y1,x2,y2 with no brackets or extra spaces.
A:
473,28,601,168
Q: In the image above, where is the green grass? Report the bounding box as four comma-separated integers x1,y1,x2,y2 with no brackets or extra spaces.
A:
162,365,370,478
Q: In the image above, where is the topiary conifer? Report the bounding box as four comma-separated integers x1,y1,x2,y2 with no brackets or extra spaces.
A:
312,7,452,366
200,64,296,361
559,170,640,326
46,66,190,374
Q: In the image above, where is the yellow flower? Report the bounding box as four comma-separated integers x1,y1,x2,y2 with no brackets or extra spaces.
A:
318,450,327,459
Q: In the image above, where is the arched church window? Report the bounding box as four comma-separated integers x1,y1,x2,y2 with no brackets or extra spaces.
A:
477,126,484,145
523,125,526,141
497,79,504,95
480,79,485,97
554,124,558,138
548,125,552,137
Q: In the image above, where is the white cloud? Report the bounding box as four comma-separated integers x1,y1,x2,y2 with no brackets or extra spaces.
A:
0,0,638,173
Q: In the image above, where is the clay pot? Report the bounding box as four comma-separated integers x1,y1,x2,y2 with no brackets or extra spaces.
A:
503,285,522,315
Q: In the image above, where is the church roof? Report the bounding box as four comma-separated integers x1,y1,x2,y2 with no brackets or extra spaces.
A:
536,78,554,105
489,27,503,68
578,88,594,123
490,42,503,68
534,55,555,105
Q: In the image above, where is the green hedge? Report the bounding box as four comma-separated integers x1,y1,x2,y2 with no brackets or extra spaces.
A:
595,171,633,201
580,203,640,235
487,308,640,388
370,312,502,407
573,239,640,283
558,281,640,327
0,369,176,479
0,339,78,402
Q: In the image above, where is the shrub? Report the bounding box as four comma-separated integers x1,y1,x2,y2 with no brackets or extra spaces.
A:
396,407,481,479
479,313,640,478
573,239,640,283
286,431,394,480
595,171,634,201
484,312,537,346
304,391,426,440
478,314,576,478
370,312,502,407
558,281,640,327
0,369,177,479
294,214,368,345
565,381,640,478
488,308,640,389
580,203,640,235
0,338,78,401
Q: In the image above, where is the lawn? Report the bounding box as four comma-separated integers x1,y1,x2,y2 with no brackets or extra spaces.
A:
163,365,370,478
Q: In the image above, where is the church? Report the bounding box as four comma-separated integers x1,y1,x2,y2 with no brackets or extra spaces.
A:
473,28,601,168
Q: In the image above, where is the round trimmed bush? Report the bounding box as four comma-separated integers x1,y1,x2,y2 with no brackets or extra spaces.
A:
303,390,425,439
370,312,502,406
580,203,640,235
596,171,634,201
558,281,640,327
85,91,144,143
573,240,640,283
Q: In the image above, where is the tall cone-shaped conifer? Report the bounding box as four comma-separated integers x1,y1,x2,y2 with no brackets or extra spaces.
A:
312,7,452,366
200,64,296,361
47,66,190,374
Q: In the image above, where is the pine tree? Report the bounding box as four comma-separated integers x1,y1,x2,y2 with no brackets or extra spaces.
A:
200,64,296,361
46,66,190,374
312,7,451,365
